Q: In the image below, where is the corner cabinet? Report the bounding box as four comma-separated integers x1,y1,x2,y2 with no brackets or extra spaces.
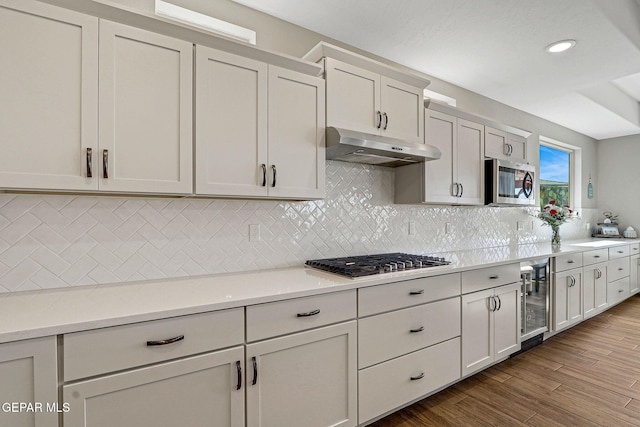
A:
0,337,58,427
195,46,325,200
395,109,484,205
324,58,424,144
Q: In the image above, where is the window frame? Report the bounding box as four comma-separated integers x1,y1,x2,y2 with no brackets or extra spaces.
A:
539,136,580,210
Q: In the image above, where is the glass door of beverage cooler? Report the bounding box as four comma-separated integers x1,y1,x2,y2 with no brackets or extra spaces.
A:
520,258,550,340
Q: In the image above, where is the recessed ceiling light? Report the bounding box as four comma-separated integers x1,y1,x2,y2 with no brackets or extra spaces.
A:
545,39,576,53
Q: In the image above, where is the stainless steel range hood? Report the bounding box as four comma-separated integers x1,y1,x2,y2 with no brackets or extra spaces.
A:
325,127,441,167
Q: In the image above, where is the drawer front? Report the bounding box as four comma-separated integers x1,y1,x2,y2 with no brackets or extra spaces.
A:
608,257,630,282
582,249,609,266
609,245,630,259
461,263,520,294
554,253,583,272
358,273,460,317
607,277,630,305
358,337,461,424
358,297,460,368
630,243,640,255
64,308,244,381
246,290,356,342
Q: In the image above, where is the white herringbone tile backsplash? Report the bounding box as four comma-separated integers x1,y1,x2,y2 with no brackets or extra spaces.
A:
0,161,595,293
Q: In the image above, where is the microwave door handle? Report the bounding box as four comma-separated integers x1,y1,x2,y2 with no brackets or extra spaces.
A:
523,171,533,198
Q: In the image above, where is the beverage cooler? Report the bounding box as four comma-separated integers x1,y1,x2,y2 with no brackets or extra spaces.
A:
520,258,550,341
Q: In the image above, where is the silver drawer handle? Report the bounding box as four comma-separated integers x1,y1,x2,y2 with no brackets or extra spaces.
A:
409,290,424,295
410,326,425,333
146,334,184,346
410,373,425,381
297,309,320,317
567,260,574,264
594,255,600,258
619,289,624,293
618,251,624,253
489,275,499,280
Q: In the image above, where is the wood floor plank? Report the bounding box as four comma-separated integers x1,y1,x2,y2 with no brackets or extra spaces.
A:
366,296,640,427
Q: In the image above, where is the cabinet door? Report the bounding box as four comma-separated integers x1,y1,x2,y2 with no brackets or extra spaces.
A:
553,269,582,331
583,264,607,319
507,133,527,162
484,127,508,160
456,118,484,205
63,347,245,427
195,46,268,197
246,322,357,427
325,58,380,135
0,0,98,191
380,76,424,144
630,255,639,295
0,337,58,427
424,110,457,203
99,21,192,194
461,288,494,376
267,66,325,199
494,282,521,359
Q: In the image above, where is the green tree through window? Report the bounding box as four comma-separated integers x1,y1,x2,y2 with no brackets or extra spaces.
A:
539,144,570,209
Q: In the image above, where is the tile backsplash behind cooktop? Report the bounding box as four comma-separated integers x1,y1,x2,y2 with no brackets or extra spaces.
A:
0,161,595,293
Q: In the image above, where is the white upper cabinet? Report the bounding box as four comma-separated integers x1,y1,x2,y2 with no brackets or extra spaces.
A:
395,109,484,205
485,126,527,163
0,1,192,194
0,0,98,191
325,58,424,144
196,46,325,199
98,21,193,194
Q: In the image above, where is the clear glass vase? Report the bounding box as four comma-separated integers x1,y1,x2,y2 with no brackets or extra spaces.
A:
551,225,561,247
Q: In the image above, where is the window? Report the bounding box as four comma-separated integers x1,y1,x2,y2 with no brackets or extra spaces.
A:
539,143,572,209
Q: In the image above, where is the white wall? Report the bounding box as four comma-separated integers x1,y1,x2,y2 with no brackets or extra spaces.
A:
597,134,640,232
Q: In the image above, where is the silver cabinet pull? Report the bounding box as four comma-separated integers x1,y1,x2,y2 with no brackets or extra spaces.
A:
489,275,499,280
271,165,276,187
297,309,320,317
619,289,624,293
410,326,425,333
261,164,267,187
567,260,575,264
496,295,502,311
489,296,496,312
146,334,184,346
594,255,600,258
569,275,576,287
410,373,425,381
235,361,242,391
102,149,109,179
86,148,93,178
459,183,464,197
376,111,382,129
409,290,424,295
382,112,388,130
618,250,624,253
251,356,258,385
595,268,602,279
619,268,624,271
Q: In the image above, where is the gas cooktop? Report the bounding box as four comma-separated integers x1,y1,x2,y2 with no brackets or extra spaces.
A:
305,253,451,278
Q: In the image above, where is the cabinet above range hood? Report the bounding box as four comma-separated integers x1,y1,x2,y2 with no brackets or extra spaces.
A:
326,127,442,168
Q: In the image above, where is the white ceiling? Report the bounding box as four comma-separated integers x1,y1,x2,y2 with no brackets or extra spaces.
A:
232,0,640,140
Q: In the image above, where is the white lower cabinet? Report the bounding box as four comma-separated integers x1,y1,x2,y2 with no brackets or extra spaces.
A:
553,268,583,331
0,337,58,427
583,263,608,319
63,347,245,427
630,254,640,295
245,321,357,427
461,282,521,377
358,337,460,424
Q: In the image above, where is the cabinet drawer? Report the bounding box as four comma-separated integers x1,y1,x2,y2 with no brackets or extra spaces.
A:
461,263,520,294
358,337,460,424
609,245,630,259
630,243,640,255
608,257,630,282
607,277,630,305
246,290,356,342
358,297,460,368
583,249,609,266
554,253,583,272
64,308,244,381
358,273,460,317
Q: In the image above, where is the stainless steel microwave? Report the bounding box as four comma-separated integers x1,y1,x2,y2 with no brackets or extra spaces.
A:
485,159,535,206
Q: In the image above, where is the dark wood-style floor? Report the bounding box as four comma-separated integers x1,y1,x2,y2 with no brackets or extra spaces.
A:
369,295,640,426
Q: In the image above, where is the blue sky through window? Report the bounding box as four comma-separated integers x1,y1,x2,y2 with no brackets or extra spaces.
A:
539,145,569,182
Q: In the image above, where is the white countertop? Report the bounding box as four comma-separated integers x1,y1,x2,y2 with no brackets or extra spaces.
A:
1,238,636,344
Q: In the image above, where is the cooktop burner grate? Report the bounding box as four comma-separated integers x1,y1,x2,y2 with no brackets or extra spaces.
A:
305,252,451,278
